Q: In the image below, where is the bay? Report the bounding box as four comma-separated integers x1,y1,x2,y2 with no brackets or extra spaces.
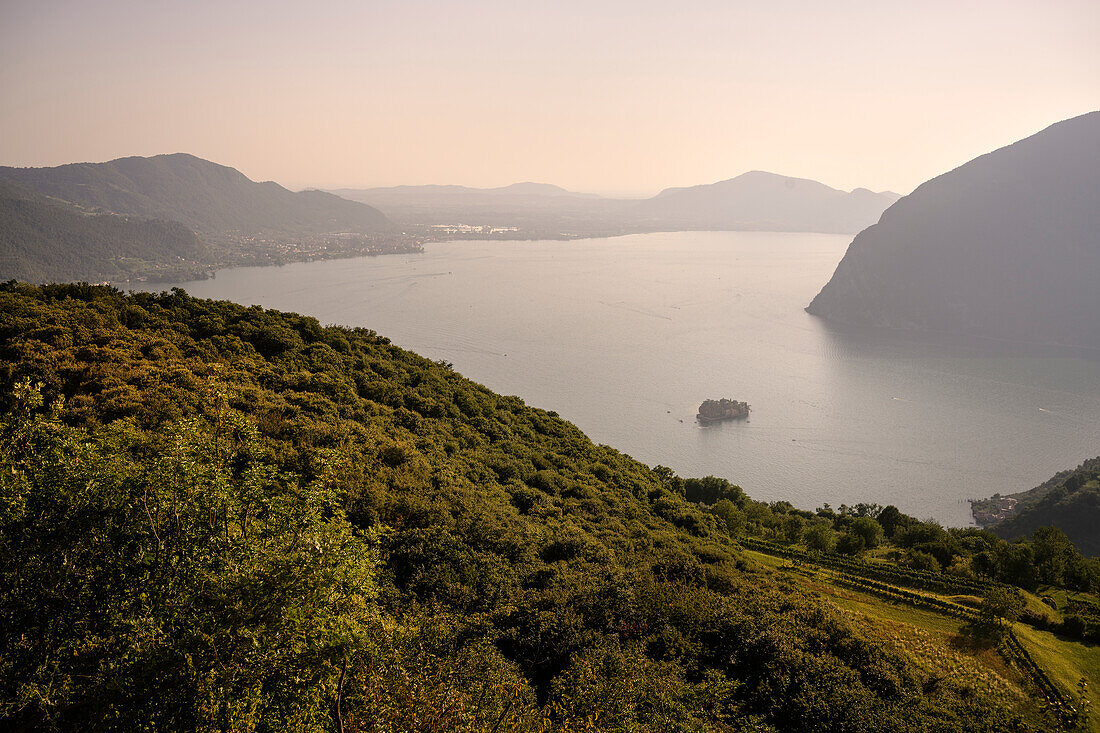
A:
138,231,1100,526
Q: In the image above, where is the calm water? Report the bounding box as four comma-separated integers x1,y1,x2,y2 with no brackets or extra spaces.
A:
140,231,1100,526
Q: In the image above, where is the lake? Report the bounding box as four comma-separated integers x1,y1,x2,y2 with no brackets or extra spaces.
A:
139,231,1100,526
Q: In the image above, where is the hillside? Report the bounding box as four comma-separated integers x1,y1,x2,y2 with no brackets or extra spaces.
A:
0,153,390,237
975,459,1100,556
807,111,1100,348
640,171,900,234
0,178,208,282
0,282,1066,732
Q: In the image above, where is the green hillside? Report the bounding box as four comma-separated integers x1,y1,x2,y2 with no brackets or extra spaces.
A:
0,283,1088,731
0,179,208,283
0,154,390,237
983,461,1100,556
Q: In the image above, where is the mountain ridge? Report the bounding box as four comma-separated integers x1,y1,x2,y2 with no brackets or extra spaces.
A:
806,111,1100,348
0,153,391,237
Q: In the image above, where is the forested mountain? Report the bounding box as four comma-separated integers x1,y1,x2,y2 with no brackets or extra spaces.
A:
807,111,1100,348
978,459,1100,556
639,171,900,234
0,153,390,237
0,283,1070,732
0,178,207,282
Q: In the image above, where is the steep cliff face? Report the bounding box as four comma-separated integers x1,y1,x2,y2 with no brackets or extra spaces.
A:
807,112,1100,348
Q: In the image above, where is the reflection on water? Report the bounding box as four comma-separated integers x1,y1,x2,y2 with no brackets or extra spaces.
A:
137,231,1100,526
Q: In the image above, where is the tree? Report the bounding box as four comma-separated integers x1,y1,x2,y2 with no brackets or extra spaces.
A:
906,550,940,573
684,476,746,506
849,517,884,550
836,532,866,556
979,587,1024,629
803,522,834,553
782,514,805,544
876,505,908,539
1031,526,1076,586
712,498,746,538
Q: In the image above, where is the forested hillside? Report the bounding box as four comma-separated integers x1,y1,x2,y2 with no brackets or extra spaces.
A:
0,283,1083,731
981,460,1100,556
0,156,424,284
0,179,207,282
0,154,390,237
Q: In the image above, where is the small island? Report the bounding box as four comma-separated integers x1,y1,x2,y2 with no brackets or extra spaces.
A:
697,398,750,424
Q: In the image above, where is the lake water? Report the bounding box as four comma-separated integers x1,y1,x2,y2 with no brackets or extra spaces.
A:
140,231,1100,526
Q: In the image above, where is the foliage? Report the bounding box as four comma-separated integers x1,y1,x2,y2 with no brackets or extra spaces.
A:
0,284,1055,731
0,381,377,730
980,588,1025,628
0,179,208,283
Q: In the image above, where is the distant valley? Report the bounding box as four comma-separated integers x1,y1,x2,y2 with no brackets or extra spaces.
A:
334,171,900,240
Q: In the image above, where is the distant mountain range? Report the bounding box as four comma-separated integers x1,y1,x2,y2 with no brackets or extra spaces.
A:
0,153,390,238
335,172,899,237
0,152,903,283
807,111,1100,348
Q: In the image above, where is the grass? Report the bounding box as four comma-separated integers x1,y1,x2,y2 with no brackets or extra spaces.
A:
1014,623,1100,732
746,539,1100,730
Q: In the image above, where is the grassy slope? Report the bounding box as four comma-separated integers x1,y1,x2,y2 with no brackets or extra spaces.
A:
1015,623,1100,729
744,545,1100,730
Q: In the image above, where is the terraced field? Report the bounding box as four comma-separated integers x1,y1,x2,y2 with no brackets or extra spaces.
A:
741,544,1100,731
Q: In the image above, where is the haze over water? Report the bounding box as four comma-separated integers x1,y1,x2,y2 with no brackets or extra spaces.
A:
144,231,1100,526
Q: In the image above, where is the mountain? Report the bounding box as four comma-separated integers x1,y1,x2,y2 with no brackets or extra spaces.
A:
335,172,898,238
976,458,1100,556
0,178,207,283
639,171,900,234
807,112,1100,348
0,153,390,237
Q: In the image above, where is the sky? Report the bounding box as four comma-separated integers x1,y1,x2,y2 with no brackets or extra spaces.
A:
0,1,1097,197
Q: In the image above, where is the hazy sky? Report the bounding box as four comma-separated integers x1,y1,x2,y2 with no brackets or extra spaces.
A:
1,1,1097,196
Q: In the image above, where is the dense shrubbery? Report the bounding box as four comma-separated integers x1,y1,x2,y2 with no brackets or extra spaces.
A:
684,472,1100,595
0,283,1048,730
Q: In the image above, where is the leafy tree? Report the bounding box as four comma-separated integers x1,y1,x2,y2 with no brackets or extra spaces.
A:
1031,526,1076,586
979,587,1024,629
906,550,941,573
836,531,866,556
849,516,884,549
684,476,746,507
781,514,805,544
803,522,834,553
712,498,746,538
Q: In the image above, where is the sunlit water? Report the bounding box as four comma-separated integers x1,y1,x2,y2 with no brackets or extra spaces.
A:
138,231,1100,526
